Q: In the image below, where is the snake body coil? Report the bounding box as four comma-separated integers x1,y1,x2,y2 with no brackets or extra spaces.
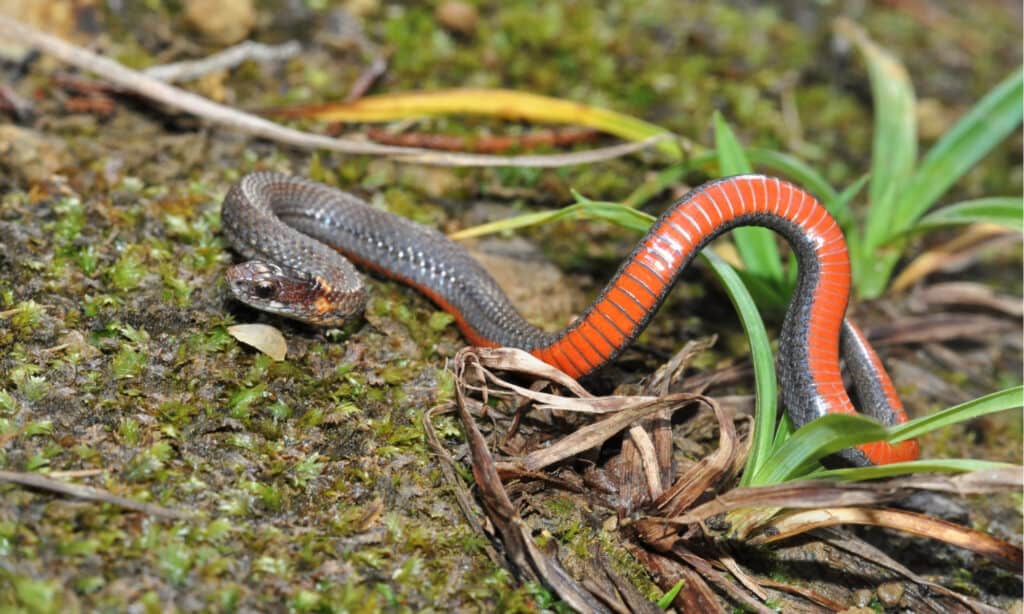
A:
222,172,920,466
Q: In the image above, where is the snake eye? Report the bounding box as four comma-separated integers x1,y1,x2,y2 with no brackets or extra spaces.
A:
253,281,276,299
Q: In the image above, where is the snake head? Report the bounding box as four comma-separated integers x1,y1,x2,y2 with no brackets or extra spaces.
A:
226,261,360,326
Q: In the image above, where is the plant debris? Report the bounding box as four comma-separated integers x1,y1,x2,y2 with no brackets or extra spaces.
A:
429,347,1022,611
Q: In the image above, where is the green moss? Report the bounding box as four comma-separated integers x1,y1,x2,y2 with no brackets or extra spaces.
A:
228,384,267,420
6,300,45,334
8,575,61,613
117,417,141,446
109,249,148,291
111,347,147,379
0,389,15,414
22,419,53,438
124,441,173,482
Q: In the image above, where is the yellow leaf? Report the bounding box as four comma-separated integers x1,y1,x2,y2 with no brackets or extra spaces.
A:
269,88,681,159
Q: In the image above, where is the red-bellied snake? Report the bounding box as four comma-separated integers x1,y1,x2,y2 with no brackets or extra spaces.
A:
221,171,920,466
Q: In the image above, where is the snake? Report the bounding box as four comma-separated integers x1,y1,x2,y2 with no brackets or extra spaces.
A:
221,171,920,466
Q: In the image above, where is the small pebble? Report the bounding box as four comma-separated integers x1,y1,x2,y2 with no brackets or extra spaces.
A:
435,1,479,35
0,124,71,183
875,581,904,608
850,588,873,607
184,0,255,45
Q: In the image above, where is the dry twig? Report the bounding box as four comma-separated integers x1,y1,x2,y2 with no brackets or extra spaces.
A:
0,469,192,520
142,40,302,82
0,15,667,168
366,126,601,153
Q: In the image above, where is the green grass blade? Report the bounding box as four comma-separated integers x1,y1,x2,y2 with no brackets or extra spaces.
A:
907,197,1024,234
838,175,870,288
888,386,1023,443
892,68,1024,232
859,68,1024,299
750,414,888,486
656,580,685,609
620,152,717,209
623,164,686,209
713,112,784,284
449,197,655,240
771,411,795,453
831,174,869,234
835,19,917,252
702,251,778,488
810,459,1017,482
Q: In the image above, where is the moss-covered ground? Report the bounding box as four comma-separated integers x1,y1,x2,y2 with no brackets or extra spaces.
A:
0,1,1020,611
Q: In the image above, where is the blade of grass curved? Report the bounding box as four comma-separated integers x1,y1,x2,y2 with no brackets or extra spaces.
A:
448,197,655,240
834,18,917,253
621,152,718,209
750,413,888,486
891,69,1024,232
905,197,1023,234
268,88,683,159
703,251,778,488
888,386,1023,443
810,459,1017,482
713,112,784,285
834,19,916,300
831,174,869,235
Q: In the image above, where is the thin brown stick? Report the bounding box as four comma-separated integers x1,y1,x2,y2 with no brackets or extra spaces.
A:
0,15,666,168
345,55,387,102
421,403,508,571
366,126,600,153
0,469,192,520
754,506,1022,571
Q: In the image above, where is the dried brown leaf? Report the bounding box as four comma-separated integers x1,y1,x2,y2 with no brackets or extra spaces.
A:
891,223,1020,292
227,323,288,361
752,506,1023,571
642,335,719,397
629,547,727,614
627,425,663,499
755,578,845,612
888,225,1024,292
655,395,740,516
662,468,1022,527
521,394,700,472
453,352,614,613
671,544,777,614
